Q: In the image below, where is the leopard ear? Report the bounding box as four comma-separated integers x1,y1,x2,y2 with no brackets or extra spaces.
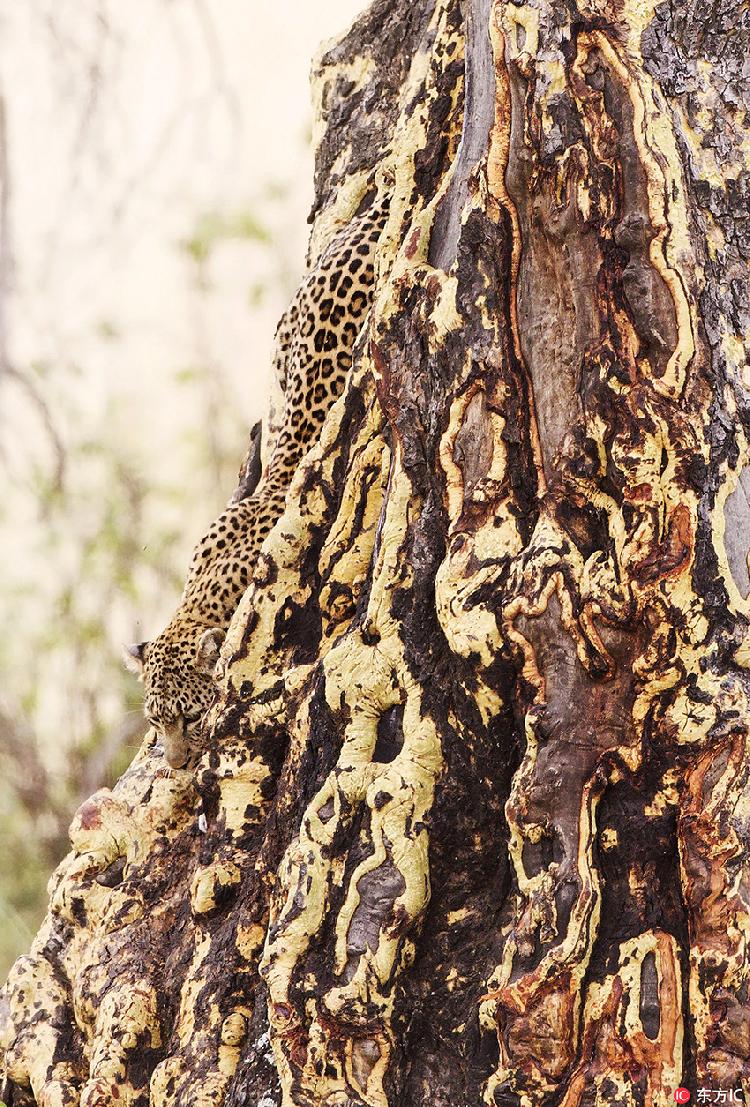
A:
123,641,148,677
197,628,225,675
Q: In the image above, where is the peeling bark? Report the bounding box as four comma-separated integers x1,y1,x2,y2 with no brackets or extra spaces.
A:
2,1,749,1105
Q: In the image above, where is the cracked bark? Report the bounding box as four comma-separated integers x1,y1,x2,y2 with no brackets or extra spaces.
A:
2,1,749,1105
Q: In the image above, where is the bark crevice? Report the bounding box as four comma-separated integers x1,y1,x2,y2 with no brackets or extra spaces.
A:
2,1,749,1104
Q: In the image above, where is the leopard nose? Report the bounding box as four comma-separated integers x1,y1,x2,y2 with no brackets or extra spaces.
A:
164,746,189,770
162,721,189,769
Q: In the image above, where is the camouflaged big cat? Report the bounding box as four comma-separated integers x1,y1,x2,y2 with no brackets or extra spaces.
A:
125,194,389,768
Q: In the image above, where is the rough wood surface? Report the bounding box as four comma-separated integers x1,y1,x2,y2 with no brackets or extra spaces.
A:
1,1,749,1105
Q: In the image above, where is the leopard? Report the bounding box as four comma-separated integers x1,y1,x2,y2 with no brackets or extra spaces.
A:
125,193,389,769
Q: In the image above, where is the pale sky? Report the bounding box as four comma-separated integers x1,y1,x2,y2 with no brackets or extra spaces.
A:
2,1,368,442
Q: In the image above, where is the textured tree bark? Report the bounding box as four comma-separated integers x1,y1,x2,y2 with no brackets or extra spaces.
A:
2,1,749,1105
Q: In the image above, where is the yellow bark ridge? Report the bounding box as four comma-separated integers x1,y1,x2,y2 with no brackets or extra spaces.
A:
2,1,749,1105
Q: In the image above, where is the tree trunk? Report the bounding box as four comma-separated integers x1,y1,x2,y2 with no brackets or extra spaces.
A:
2,1,749,1104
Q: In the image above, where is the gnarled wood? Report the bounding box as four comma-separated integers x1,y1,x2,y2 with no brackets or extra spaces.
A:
1,2,749,1105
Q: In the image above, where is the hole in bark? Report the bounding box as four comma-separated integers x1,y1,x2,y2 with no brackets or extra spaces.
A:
477,1026,500,1069
554,879,577,938
584,57,605,92
521,832,554,877
318,799,335,823
373,790,392,810
351,1036,382,1093
493,1082,522,1107
599,1079,621,1105
95,856,125,888
639,950,661,1040
698,741,731,803
373,704,404,763
556,499,609,558
343,843,406,981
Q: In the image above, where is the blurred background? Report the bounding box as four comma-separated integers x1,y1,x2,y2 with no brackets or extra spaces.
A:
0,0,365,977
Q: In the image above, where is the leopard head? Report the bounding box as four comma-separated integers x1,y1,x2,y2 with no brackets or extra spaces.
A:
124,618,225,769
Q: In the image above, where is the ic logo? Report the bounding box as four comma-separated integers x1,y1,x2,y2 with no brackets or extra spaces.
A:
675,1090,691,1104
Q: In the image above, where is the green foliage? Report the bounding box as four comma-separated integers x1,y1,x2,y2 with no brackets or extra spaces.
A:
181,207,272,265
0,797,59,975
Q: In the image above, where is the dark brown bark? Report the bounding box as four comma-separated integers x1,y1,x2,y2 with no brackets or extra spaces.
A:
2,2,749,1105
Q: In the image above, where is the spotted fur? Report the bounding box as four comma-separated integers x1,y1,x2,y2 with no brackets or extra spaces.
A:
126,196,389,767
